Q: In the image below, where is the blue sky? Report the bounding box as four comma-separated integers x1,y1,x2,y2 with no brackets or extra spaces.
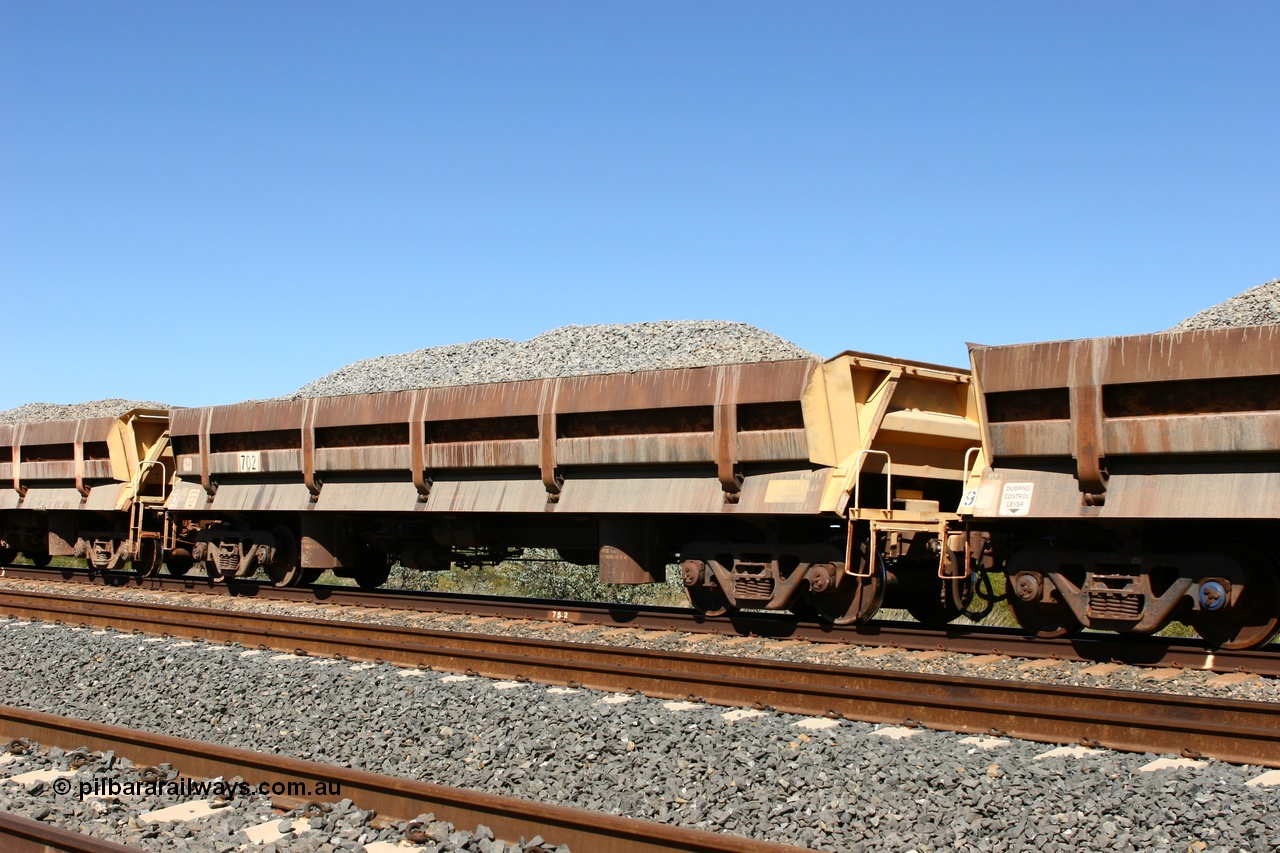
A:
2,1,1276,409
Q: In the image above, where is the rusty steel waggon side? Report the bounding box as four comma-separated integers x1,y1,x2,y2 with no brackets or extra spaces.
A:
962,322,1280,649
1,352,981,628
160,352,980,625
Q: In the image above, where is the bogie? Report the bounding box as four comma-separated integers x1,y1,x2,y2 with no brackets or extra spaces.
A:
994,541,1280,649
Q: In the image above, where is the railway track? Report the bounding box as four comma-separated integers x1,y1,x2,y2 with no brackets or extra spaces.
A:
0,811,141,853
0,706,806,853
4,564,1278,677
1,586,1276,768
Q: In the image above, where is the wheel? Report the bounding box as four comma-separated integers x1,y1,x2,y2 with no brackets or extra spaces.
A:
300,569,324,586
685,583,730,617
202,550,224,582
132,539,162,578
1189,546,1280,650
355,566,390,590
264,527,303,587
353,549,390,590
165,548,194,577
1005,570,1082,638
25,551,51,567
803,559,885,626
905,577,972,628
0,546,16,565
681,559,729,616
555,548,597,566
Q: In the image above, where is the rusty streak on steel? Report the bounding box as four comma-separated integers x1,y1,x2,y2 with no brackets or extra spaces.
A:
1,589,1278,768
0,707,804,853
4,566,1278,676
971,325,1280,519
0,811,144,853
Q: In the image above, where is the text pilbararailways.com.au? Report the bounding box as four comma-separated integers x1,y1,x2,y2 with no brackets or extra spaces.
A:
55,776,343,800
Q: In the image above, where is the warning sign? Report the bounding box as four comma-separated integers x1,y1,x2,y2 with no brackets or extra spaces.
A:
998,482,1034,517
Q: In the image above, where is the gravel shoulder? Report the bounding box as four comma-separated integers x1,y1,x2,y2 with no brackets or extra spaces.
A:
0,617,1276,852
0,743,558,853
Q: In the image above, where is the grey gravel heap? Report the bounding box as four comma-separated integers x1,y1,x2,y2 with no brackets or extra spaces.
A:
285,321,813,399
1,618,1276,852
0,399,170,425
1169,279,1280,331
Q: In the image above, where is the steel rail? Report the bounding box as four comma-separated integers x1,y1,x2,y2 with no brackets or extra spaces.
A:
0,706,806,853
3,564,1278,676
0,812,144,853
1,588,1278,768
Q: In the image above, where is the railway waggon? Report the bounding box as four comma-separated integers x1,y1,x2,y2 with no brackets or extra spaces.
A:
961,322,1280,649
0,411,171,572
3,324,1280,649
1,352,980,627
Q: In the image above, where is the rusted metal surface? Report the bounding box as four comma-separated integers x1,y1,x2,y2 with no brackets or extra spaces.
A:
2,588,1277,767
971,461,1280,520
167,359,822,511
165,354,979,520
2,416,139,503
0,812,144,853
0,706,805,853
0,413,169,500
970,323,1280,519
3,566,1278,673
975,325,1280,394
1067,342,1107,503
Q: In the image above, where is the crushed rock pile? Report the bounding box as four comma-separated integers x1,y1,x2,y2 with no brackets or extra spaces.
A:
285,320,813,399
1169,279,1280,331
0,399,170,425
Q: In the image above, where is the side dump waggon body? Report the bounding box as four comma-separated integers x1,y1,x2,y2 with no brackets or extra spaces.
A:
163,353,980,623
0,411,171,571
964,323,1280,648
